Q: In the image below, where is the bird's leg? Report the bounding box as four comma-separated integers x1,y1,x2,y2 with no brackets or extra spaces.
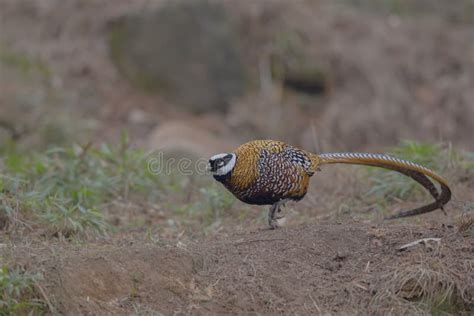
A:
268,199,290,229
268,203,279,229
276,199,290,218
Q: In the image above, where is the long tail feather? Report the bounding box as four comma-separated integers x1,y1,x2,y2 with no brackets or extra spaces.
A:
315,152,451,219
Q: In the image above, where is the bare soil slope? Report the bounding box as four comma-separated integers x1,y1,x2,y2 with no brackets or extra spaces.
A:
13,222,472,315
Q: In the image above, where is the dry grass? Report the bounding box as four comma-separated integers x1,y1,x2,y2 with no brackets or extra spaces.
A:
455,213,474,235
371,252,474,314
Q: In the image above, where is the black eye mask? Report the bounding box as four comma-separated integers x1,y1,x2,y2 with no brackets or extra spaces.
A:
222,154,233,164
209,154,234,172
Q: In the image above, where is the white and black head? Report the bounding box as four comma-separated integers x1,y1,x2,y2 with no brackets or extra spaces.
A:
208,153,236,180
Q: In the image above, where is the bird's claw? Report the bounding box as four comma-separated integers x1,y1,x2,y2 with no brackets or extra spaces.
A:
269,219,280,229
268,214,285,229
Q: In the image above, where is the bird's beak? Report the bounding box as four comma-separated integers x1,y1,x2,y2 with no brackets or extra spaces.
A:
208,159,218,173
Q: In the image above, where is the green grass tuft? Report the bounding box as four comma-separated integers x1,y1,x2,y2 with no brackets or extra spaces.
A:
198,184,235,224
175,183,237,234
0,266,46,315
0,137,165,237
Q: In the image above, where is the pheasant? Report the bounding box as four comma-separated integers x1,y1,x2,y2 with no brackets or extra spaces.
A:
208,140,451,229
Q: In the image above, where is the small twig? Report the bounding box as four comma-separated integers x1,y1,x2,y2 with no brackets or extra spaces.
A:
234,238,285,246
34,280,56,313
398,238,441,251
365,261,370,273
309,293,321,314
353,283,368,291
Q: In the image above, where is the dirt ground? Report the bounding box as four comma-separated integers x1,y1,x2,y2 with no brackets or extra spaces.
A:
8,221,472,315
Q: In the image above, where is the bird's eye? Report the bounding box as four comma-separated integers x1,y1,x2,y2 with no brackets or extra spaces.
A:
217,160,225,167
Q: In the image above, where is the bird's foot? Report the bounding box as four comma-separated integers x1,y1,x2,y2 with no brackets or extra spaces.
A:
268,215,286,229
269,218,280,229
268,199,290,229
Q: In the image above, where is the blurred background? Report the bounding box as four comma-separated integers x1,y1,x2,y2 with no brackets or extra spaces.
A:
1,0,473,156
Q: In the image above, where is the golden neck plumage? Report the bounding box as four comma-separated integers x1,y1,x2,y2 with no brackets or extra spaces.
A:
225,141,262,191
